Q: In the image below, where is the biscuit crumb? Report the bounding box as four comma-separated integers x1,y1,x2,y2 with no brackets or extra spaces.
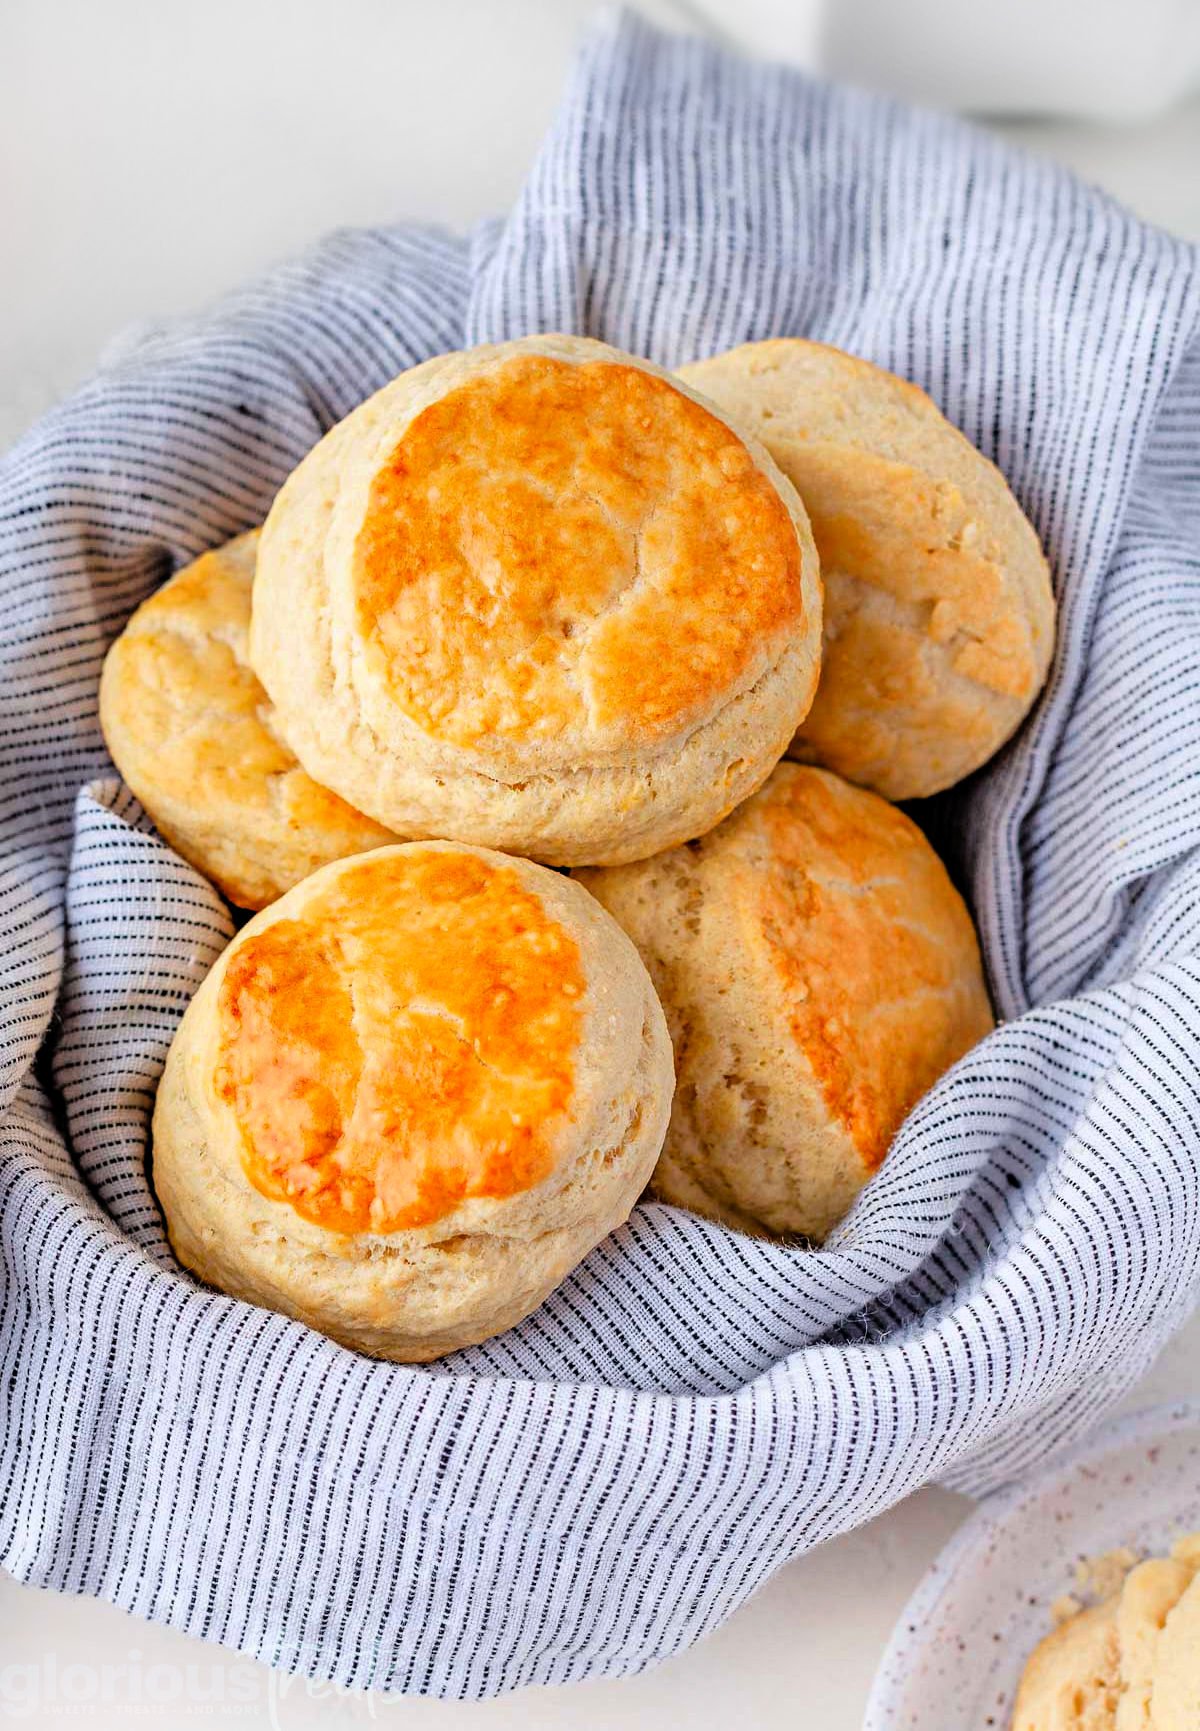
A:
1073,1545,1141,1604
1050,1594,1082,1626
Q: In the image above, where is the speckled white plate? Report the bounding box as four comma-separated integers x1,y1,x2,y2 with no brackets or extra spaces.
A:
864,1403,1200,1731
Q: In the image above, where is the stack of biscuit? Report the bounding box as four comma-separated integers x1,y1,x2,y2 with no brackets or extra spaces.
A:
102,332,1054,1361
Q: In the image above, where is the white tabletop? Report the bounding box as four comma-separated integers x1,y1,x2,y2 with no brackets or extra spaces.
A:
3,2,1200,1723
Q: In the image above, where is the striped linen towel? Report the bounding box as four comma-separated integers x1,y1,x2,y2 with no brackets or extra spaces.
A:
4,7,1200,1698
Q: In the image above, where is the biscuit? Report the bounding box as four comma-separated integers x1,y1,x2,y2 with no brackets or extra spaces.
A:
677,340,1055,800
1011,1597,1122,1729
577,763,993,1241
99,532,394,908
152,842,673,1361
249,334,823,866
1152,1572,1200,1730
1012,1535,1200,1730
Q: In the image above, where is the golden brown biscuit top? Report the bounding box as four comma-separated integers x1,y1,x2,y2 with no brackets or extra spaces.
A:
353,354,804,749
103,534,392,862
739,768,991,1167
104,535,300,804
214,849,585,1234
677,339,1056,804
793,444,1041,702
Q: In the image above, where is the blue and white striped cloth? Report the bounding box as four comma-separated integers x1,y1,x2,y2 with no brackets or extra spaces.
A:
4,9,1200,1697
